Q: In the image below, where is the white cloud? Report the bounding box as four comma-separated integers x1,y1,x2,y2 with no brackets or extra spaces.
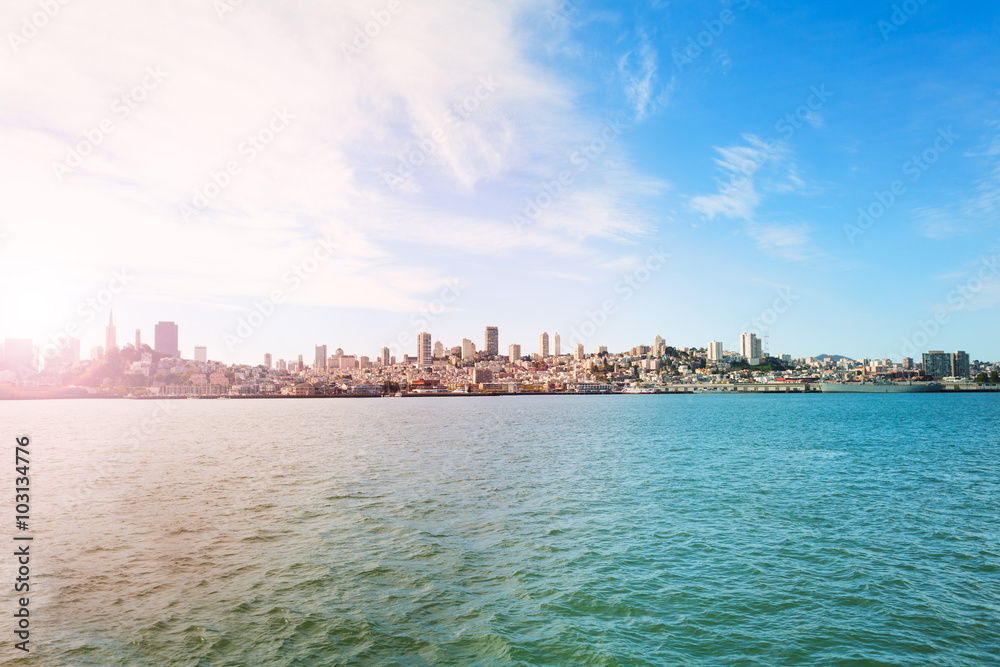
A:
0,0,665,332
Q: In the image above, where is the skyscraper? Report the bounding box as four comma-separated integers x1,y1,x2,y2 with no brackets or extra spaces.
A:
653,334,665,357
154,321,179,358
708,340,723,362
417,332,432,366
951,351,970,379
574,343,584,360
508,343,521,362
264,353,272,369
433,341,444,359
105,310,117,353
539,332,549,358
553,332,560,357
2,339,35,373
381,347,390,367
740,333,762,365
194,346,207,363
462,339,475,360
922,351,951,378
315,345,328,372
484,326,499,356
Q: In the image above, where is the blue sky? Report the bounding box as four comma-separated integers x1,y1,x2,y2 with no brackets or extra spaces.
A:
2,0,999,365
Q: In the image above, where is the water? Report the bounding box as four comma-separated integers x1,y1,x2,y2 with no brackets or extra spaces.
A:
3,394,999,665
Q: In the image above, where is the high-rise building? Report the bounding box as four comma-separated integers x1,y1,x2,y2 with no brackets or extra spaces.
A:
708,340,723,362
539,332,549,358
462,339,475,360
194,346,207,363
277,358,286,371
740,333,762,365
105,310,117,353
553,332,561,357
902,357,913,370
508,343,521,362
574,343,585,361
921,351,950,378
58,338,81,366
264,353,272,369
433,341,444,359
484,326,499,356
315,345,327,372
417,332,432,366
381,347,391,367
2,339,35,373
154,322,179,358
90,346,104,361
951,351,970,379
653,334,665,357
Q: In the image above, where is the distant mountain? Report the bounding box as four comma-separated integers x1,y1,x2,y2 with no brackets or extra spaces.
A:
813,354,854,362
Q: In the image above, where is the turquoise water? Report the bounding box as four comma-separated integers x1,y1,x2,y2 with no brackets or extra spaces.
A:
4,394,999,665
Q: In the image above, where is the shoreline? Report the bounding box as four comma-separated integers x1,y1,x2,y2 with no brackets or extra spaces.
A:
2,384,999,400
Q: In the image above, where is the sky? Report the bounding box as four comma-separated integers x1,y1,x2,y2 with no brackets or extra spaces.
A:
1,0,999,365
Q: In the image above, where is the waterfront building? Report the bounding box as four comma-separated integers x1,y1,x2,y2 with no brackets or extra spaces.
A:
154,321,179,358
484,326,499,356
922,351,951,379
708,340,723,362
418,332,432,366
539,332,549,358
2,338,35,373
951,351,970,379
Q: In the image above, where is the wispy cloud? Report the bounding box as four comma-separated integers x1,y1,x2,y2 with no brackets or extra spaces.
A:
618,37,658,121
0,0,665,329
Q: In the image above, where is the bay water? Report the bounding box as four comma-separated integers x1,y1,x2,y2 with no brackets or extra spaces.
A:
3,394,998,665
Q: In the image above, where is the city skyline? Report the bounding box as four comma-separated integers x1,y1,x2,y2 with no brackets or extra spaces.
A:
2,1,1000,364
